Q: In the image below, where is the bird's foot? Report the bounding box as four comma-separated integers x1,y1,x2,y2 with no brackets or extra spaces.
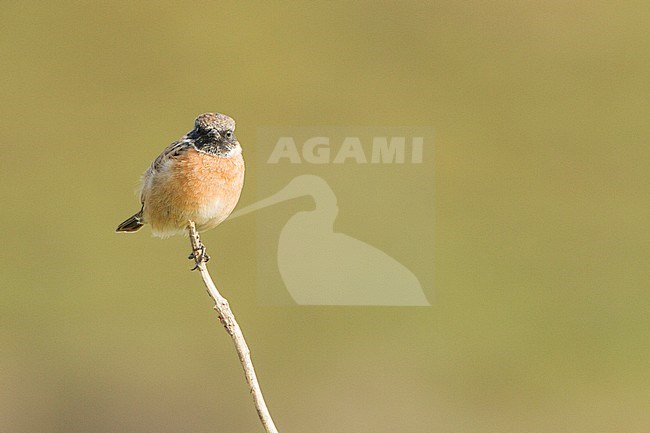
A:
188,242,210,270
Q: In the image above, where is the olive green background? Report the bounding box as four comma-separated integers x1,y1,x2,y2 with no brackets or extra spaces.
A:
1,1,648,432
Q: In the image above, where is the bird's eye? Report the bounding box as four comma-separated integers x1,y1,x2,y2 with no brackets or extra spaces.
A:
224,130,233,139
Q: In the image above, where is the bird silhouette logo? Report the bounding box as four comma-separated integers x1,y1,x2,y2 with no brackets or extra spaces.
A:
230,175,429,306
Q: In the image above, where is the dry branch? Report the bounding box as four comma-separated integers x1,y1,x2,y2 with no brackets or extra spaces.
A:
188,221,278,433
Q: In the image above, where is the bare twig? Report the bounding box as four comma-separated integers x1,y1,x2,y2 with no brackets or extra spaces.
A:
187,221,279,433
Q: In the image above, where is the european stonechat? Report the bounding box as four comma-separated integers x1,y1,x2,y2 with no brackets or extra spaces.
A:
116,113,245,247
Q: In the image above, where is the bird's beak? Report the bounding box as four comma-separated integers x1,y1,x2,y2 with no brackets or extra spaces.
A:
208,129,222,141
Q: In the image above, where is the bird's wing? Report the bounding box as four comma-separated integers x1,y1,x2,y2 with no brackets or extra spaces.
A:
149,137,194,173
139,136,194,204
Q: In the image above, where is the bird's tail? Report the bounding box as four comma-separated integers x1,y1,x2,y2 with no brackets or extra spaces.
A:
116,210,144,233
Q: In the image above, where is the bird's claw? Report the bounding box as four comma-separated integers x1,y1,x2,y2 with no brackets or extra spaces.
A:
189,243,210,270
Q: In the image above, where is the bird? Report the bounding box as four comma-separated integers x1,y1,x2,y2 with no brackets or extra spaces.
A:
116,113,245,266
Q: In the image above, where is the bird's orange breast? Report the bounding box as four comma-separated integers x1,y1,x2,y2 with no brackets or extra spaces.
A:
143,148,245,236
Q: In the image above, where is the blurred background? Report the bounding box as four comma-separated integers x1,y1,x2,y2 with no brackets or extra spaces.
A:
1,1,648,432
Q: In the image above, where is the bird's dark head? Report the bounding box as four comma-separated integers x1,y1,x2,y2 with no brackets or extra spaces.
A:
191,112,240,157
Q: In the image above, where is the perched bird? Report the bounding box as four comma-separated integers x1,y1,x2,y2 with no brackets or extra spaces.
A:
116,113,245,262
